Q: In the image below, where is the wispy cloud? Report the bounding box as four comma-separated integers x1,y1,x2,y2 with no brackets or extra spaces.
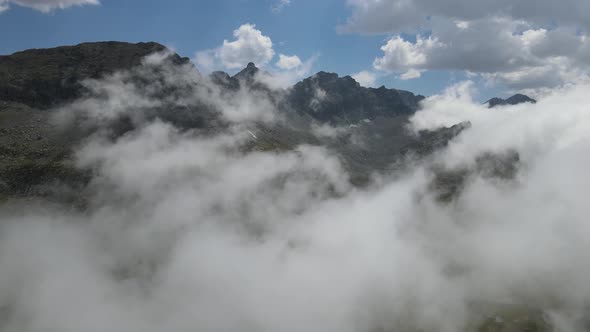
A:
0,0,99,13
271,0,290,13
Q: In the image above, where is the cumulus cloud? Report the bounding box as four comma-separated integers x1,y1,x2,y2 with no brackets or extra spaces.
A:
276,54,302,70
195,24,277,72
373,35,439,73
343,0,590,91
0,0,98,13
351,70,376,87
217,23,275,69
371,17,590,90
194,24,308,83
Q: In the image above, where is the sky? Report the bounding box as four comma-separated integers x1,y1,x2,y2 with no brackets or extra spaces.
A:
1,0,590,101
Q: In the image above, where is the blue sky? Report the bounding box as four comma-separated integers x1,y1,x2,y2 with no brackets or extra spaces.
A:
4,0,585,101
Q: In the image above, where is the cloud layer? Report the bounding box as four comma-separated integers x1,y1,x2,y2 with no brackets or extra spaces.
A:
2,49,590,331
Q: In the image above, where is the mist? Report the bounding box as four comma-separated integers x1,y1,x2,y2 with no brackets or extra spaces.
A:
2,53,590,332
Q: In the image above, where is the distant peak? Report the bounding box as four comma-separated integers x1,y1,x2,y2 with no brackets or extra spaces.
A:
233,62,260,80
486,94,536,108
315,71,338,78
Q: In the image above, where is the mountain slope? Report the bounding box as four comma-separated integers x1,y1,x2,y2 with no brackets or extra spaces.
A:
0,41,191,109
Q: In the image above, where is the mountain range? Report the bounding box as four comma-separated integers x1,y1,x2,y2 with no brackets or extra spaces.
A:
0,41,533,203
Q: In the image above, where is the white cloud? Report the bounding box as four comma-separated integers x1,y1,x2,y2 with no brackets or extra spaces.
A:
0,0,99,13
455,20,470,29
217,23,275,69
400,69,422,80
344,0,590,91
194,24,309,84
195,24,279,71
271,0,290,13
351,70,377,87
276,54,302,70
373,35,439,73
371,17,590,91
256,54,317,89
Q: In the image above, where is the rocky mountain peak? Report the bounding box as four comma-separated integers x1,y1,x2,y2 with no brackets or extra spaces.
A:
233,62,260,81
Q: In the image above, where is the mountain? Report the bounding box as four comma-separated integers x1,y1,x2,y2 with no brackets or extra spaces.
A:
0,41,510,202
207,63,425,125
286,71,424,124
0,41,191,109
233,62,260,83
486,93,537,108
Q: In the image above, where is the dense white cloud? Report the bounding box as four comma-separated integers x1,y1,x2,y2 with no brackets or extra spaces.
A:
6,55,590,330
195,23,309,78
195,24,276,71
276,54,302,70
217,24,275,69
351,70,376,87
373,35,438,72
0,0,98,13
